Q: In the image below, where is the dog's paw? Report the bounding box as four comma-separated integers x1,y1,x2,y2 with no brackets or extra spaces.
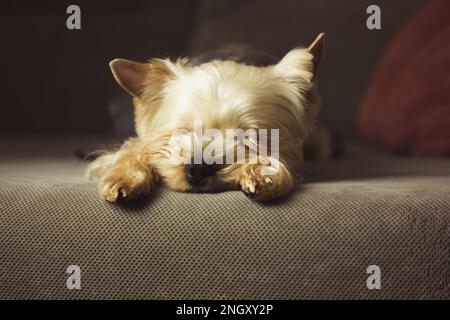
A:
237,164,283,201
98,169,155,202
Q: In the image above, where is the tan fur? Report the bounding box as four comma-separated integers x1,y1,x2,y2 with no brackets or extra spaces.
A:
86,138,158,201
87,34,326,202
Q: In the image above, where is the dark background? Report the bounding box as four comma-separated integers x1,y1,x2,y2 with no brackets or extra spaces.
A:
0,0,426,138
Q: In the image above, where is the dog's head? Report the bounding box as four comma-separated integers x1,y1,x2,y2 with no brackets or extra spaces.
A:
108,34,324,193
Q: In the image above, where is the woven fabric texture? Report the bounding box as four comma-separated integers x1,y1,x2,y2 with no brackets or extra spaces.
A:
0,140,449,299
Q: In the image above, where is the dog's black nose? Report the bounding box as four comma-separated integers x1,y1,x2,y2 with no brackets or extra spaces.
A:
186,162,217,186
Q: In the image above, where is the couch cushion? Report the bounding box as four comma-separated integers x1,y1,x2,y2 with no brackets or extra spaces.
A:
0,138,449,299
358,0,450,156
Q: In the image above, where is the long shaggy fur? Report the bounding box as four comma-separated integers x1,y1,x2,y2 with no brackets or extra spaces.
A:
87,34,327,202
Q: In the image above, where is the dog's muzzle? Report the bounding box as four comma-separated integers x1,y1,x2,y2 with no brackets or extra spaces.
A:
185,162,217,186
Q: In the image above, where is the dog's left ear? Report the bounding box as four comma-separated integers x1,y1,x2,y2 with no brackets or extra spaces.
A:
308,32,325,75
274,33,325,82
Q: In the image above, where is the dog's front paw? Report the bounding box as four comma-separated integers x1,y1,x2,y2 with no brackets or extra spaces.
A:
98,169,155,202
237,164,290,201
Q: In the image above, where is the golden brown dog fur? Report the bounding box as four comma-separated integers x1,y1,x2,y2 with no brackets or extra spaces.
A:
87,34,326,202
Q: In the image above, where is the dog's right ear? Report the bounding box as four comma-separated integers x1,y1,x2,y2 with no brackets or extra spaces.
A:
109,59,148,97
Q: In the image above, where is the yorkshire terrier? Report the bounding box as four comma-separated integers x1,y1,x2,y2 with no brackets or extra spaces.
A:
87,33,334,202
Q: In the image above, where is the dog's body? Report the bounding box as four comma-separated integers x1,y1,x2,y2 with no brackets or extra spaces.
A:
87,34,331,202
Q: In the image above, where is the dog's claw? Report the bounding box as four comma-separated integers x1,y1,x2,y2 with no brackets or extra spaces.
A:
97,170,155,203
237,164,284,201
104,187,119,202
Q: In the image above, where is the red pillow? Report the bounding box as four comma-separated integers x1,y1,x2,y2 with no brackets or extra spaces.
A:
357,0,450,156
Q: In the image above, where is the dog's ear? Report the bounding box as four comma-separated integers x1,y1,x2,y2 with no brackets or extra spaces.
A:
109,59,148,97
274,33,325,83
308,33,325,75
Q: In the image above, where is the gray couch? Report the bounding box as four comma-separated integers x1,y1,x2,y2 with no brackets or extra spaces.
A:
1,137,449,299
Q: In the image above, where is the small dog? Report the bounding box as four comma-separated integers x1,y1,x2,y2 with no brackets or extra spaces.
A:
87,33,332,202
